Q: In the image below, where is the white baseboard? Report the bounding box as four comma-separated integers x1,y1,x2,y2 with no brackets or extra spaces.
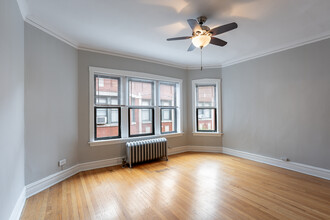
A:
14,145,330,219
169,145,222,155
26,157,124,198
78,157,124,172
26,146,329,199
168,146,188,155
9,187,26,220
187,145,222,153
222,147,330,180
26,146,220,198
26,165,81,198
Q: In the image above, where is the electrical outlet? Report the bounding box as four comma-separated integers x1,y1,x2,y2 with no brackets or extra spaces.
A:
58,159,66,167
280,157,289,162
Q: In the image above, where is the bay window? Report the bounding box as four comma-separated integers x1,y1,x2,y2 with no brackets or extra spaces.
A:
89,67,182,144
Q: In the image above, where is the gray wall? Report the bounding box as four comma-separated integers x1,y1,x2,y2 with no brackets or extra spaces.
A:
186,69,222,146
25,23,79,184
4,4,329,216
78,50,188,163
223,38,330,170
0,0,25,219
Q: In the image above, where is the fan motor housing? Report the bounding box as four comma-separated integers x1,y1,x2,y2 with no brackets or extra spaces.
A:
194,26,210,36
197,16,207,25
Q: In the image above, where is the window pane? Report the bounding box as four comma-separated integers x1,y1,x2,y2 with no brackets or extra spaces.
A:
197,108,216,131
160,83,176,106
96,108,120,139
196,85,216,107
95,76,120,105
131,107,136,123
141,99,151,106
129,108,153,136
142,109,151,121
129,80,154,106
161,108,176,133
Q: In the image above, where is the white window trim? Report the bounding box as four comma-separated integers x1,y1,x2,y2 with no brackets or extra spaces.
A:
192,78,222,136
89,66,183,146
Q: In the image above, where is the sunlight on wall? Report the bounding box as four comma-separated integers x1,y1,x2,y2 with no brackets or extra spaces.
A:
157,22,187,36
141,0,188,13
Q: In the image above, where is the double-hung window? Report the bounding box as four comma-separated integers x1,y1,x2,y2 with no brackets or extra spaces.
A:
128,79,155,137
94,75,121,140
89,67,182,144
159,82,178,134
192,79,221,134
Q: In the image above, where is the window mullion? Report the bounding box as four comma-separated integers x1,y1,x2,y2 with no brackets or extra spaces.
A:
122,107,128,138
122,77,128,138
177,82,181,133
155,81,160,135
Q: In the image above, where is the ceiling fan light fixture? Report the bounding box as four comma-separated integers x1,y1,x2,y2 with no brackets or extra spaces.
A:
192,33,211,48
167,17,237,51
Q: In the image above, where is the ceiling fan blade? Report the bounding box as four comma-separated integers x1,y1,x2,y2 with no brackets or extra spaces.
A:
210,37,227,47
187,19,202,32
187,43,196,51
167,36,191,41
210,22,238,36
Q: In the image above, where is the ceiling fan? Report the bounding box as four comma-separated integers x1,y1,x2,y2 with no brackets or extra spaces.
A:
167,16,238,51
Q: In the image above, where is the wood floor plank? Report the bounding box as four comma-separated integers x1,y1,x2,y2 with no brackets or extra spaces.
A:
21,153,330,220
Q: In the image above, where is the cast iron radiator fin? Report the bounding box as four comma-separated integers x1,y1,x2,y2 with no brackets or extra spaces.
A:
126,138,168,168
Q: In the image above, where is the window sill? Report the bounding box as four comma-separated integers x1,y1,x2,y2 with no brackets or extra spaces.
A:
89,132,184,147
97,123,118,127
192,132,223,137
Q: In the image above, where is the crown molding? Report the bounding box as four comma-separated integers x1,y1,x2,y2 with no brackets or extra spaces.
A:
80,47,222,70
78,47,187,70
17,2,330,71
25,16,79,49
222,31,330,68
16,0,29,19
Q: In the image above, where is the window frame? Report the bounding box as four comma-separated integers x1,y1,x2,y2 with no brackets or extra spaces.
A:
94,74,121,140
128,78,155,106
192,79,221,135
159,82,178,134
89,67,183,145
160,107,177,134
196,107,217,132
128,107,155,137
94,106,121,140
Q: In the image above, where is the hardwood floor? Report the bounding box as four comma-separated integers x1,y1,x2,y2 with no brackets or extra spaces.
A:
21,152,330,220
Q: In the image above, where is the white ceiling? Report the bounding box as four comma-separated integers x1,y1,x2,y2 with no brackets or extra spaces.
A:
20,0,330,69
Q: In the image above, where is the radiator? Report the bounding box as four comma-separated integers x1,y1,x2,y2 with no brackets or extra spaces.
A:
126,138,168,168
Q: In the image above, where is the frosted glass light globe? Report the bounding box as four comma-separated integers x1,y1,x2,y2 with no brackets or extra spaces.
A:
192,34,211,48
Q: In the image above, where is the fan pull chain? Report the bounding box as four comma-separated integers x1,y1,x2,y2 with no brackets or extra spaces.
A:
200,48,203,71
